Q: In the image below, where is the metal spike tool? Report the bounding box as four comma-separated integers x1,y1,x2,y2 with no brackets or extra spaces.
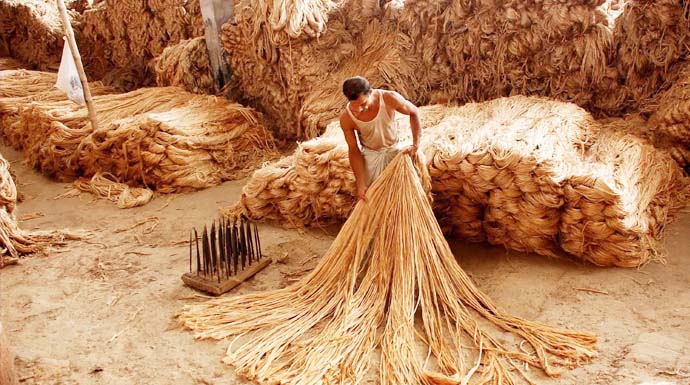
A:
182,216,271,296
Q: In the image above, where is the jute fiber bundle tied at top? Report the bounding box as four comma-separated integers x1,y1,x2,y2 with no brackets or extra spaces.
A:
180,154,597,385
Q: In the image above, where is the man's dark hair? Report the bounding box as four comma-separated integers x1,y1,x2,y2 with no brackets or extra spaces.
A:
342,76,372,101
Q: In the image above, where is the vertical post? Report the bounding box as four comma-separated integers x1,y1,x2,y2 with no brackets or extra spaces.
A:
200,0,234,92
55,0,99,131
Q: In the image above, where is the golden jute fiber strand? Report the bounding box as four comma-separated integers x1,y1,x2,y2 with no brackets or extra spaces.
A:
0,58,23,71
228,96,690,267
180,154,597,385
73,172,154,209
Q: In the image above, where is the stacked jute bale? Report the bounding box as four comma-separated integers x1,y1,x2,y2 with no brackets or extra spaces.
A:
0,70,115,133
222,0,636,140
560,129,689,267
75,96,278,193
645,63,690,146
426,97,600,258
608,0,690,113
150,37,214,94
0,0,87,71
4,87,277,193
230,96,689,267
0,58,23,71
80,0,203,83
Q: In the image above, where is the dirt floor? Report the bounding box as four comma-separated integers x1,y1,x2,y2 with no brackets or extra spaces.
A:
0,142,689,385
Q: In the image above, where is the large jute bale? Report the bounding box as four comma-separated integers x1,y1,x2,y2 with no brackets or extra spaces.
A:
560,130,690,267
646,63,690,145
426,97,599,257
610,0,690,112
5,87,277,193
80,0,203,83
76,97,278,193
150,37,214,94
229,96,689,267
0,70,116,135
0,0,87,71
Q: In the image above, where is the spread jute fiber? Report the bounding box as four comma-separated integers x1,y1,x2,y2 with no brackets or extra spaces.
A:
180,154,597,385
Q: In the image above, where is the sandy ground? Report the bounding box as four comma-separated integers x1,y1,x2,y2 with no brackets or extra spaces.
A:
0,142,689,385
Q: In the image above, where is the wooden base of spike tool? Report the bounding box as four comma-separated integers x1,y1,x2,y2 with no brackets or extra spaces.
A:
182,258,271,296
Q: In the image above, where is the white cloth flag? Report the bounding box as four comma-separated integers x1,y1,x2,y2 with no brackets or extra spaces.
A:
55,38,85,105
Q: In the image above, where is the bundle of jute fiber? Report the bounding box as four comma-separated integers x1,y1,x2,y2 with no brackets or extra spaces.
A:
0,322,19,385
180,154,597,385
75,96,278,193
559,129,690,267
645,63,690,146
150,37,214,94
0,70,116,134
0,151,78,268
228,104,452,226
425,96,600,258
80,0,203,82
73,172,154,209
0,58,23,71
4,87,195,180
609,0,690,112
0,0,86,71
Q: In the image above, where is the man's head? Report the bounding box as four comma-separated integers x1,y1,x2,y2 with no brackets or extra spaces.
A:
343,76,374,113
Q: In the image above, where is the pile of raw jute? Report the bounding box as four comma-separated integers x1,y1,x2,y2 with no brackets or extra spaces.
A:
0,58,23,71
0,152,77,268
150,37,214,94
229,96,690,267
80,0,203,82
222,0,690,140
181,154,597,385
0,69,115,133
3,87,277,197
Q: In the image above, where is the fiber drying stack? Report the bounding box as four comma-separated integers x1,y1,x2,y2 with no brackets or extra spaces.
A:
426,97,599,258
230,96,689,267
81,0,203,83
0,0,84,71
76,97,278,193
5,87,277,194
222,0,641,139
560,130,689,267
150,37,214,94
610,0,690,112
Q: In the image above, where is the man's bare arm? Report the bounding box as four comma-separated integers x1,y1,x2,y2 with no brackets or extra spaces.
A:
340,114,368,200
386,91,421,149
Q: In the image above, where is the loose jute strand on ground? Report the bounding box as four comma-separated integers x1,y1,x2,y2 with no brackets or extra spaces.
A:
179,154,596,385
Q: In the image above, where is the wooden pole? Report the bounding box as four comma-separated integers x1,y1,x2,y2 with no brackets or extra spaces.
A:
55,0,99,131
200,0,234,92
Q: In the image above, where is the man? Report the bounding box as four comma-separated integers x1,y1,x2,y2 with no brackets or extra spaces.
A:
339,76,421,202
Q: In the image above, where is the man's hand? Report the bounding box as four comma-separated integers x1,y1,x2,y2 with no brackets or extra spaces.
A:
401,144,418,158
356,183,368,202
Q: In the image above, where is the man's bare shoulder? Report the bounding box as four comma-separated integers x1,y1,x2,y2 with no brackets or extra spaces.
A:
339,111,354,130
381,89,405,104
